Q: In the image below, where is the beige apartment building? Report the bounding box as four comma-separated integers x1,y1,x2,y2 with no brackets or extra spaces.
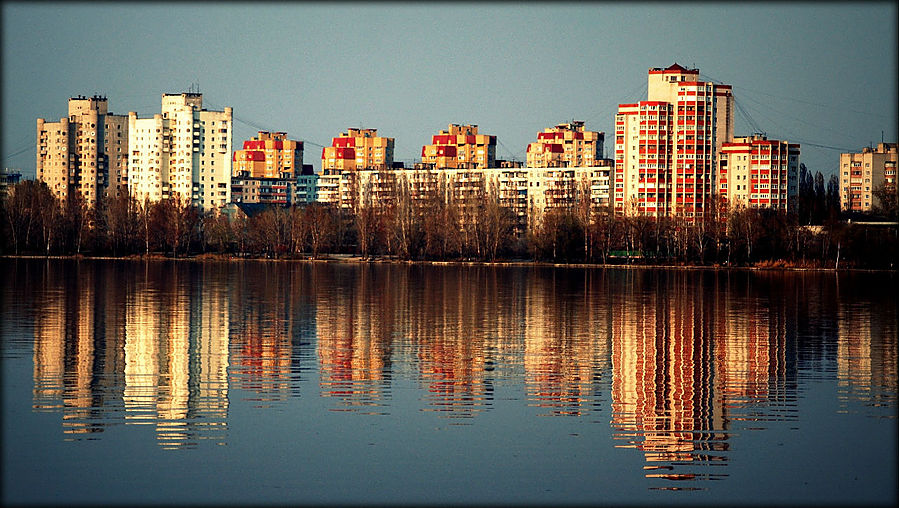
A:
233,131,303,179
718,134,800,211
419,124,496,169
128,93,232,210
526,121,604,168
321,128,394,173
36,95,129,207
839,143,897,212
614,64,734,219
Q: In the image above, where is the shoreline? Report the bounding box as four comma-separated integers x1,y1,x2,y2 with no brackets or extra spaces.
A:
2,253,895,273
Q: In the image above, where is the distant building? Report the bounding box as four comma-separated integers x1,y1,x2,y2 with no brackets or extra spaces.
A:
127,93,232,211
36,95,129,206
0,167,22,199
526,121,604,168
419,124,496,169
233,131,303,179
321,128,394,173
718,134,800,211
839,143,897,212
614,64,734,219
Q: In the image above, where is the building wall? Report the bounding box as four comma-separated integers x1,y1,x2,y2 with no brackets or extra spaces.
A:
614,64,735,220
420,124,496,169
233,131,303,179
839,143,898,212
36,95,128,207
526,121,604,168
321,128,394,172
127,93,232,211
719,135,800,211
306,162,613,228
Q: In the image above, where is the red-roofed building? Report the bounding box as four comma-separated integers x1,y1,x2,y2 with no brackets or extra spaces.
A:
718,134,800,211
526,121,604,168
419,124,496,169
233,131,303,179
321,128,394,173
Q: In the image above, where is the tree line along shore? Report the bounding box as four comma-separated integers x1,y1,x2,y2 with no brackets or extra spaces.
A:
2,165,897,270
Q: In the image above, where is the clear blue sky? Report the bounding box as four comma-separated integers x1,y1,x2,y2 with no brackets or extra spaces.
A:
3,2,896,177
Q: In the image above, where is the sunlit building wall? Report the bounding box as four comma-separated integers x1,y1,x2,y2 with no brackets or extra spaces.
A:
128,93,233,211
526,121,604,168
839,142,897,212
614,64,734,219
718,134,800,211
36,95,129,206
419,124,496,169
321,128,394,173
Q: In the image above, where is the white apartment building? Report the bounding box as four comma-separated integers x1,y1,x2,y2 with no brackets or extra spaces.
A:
128,93,232,210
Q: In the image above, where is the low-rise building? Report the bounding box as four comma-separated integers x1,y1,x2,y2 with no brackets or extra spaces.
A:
839,143,897,212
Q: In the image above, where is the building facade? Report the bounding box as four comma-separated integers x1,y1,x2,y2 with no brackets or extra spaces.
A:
839,143,898,213
419,124,496,169
526,121,604,168
36,95,129,206
614,64,734,219
233,131,303,179
128,93,232,211
321,128,394,173
718,134,800,211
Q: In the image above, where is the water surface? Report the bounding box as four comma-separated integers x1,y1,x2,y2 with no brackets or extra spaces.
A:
1,259,896,505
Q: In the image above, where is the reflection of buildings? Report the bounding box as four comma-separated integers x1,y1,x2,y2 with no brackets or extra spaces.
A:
228,262,310,406
836,295,898,408
32,261,230,448
524,269,611,416
610,271,725,477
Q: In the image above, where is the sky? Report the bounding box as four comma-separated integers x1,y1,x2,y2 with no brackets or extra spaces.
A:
2,2,896,178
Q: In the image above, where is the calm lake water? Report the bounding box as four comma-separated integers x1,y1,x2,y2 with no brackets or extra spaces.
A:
1,258,896,505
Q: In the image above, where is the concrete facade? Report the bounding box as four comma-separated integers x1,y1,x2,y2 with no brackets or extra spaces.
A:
233,131,303,179
718,134,800,211
128,93,232,210
614,64,734,219
526,121,604,168
839,143,897,212
419,124,496,170
36,95,129,207
321,128,394,173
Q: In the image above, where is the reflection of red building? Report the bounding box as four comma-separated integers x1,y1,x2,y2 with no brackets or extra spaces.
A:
610,273,724,479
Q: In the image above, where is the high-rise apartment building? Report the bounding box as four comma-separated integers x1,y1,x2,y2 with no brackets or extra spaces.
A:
839,143,897,212
233,131,303,179
128,93,232,210
614,64,734,218
718,134,800,211
321,128,394,173
420,124,496,169
36,95,129,206
526,121,604,168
